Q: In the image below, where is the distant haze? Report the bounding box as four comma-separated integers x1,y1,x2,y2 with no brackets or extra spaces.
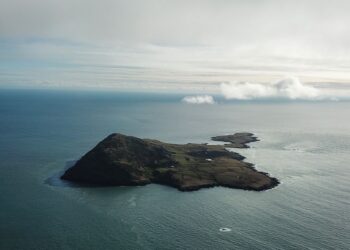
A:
1,0,350,96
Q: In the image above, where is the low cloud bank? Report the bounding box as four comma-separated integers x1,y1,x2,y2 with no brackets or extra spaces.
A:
182,95,215,104
220,77,321,100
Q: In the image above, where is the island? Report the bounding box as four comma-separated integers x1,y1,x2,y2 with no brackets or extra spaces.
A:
211,133,258,148
61,133,279,191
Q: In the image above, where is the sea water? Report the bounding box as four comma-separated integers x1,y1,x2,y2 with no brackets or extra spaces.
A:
0,89,349,249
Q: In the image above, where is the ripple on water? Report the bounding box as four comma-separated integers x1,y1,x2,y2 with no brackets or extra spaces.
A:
219,227,232,232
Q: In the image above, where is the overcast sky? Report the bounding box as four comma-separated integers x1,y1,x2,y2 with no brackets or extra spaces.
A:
1,0,350,91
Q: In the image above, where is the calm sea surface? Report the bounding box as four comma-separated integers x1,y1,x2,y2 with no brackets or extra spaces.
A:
0,89,349,249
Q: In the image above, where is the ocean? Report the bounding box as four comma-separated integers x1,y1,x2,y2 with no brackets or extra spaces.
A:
0,89,349,249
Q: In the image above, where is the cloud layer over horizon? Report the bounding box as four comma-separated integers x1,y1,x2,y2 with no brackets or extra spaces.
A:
2,0,350,90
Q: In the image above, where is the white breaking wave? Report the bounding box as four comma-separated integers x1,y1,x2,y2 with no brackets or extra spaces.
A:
182,95,215,104
220,77,321,100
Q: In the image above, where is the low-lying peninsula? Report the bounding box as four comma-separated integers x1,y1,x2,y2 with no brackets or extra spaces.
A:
61,133,279,191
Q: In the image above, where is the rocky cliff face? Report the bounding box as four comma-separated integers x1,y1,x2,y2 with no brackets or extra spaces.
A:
61,133,279,191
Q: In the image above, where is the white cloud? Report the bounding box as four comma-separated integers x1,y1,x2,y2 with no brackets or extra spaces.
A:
220,77,321,100
182,95,215,104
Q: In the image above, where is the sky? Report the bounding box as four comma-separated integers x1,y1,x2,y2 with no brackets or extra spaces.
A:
1,0,350,96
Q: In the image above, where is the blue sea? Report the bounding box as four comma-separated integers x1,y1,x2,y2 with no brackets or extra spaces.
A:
0,89,349,249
